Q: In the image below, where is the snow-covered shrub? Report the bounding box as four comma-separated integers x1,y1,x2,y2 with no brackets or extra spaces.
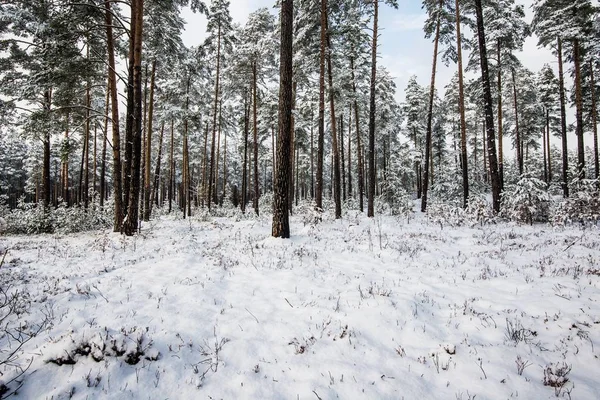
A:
379,182,414,219
258,192,274,215
552,179,600,226
0,256,49,397
501,174,551,224
426,202,466,227
0,198,112,234
464,195,495,226
430,172,464,208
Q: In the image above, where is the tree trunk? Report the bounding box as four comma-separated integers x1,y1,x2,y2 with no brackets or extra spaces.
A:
347,108,352,199
150,121,164,213
168,120,174,213
546,108,552,182
455,0,469,208
421,0,442,213
325,10,342,219
105,0,122,230
42,89,52,208
123,0,144,235
350,58,364,212
367,0,379,217
208,22,222,210
100,87,108,206
62,113,70,206
202,120,209,208
316,0,326,211
474,0,501,212
143,59,156,220
340,112,346,202
542,111,548,183
253,62,260,215
557,38,569,197
497,39,504,190
272,0,293,238
573,39,585,179
590,60,599,179
242,91,249,213
511,67,523,176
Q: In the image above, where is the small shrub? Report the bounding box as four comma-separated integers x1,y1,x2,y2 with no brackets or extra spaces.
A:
501,174,551,224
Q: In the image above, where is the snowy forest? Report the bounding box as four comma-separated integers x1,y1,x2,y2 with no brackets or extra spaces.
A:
0,0,599,398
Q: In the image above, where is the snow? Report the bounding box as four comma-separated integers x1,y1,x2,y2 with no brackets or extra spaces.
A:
1,209,599,399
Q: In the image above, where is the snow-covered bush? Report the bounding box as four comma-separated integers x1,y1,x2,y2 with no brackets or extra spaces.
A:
464,195,495,226
426,202,466,227
0,198,112,234
552,179,600,226
501,174,551,224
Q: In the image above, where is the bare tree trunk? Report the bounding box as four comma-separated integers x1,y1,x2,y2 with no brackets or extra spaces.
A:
542,112,548,183
350,58,364,212
62,112,70,206
591,60,599,179
316,0,326,211
512,67,523,176
546,108,552,182
100,86,108,207
455,0,469,208
367,0,379,217
202,121,209,208
340,112,346,202
242,91,249,213
573,38,585,179
325,9,342,219
123,0,144,235
253,62,260,215
347,108,352,199
474,0,501,212
214,99,222,206
272,0,293,238
105,0,122,229
150,121,164,213
168,120,174,213
497,39,504,190
421,0,442,213
208,22,222,210
557,37,569,197
143,60,156,220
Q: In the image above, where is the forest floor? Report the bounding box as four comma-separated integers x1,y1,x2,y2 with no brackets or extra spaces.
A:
0,207,599,399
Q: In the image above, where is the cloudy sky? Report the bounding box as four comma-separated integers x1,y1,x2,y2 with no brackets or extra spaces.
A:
180,0,555,103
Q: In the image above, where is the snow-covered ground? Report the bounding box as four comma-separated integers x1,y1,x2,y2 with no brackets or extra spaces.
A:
1,209,599,399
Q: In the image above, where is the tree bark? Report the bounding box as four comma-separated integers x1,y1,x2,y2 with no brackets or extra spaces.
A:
350,57,364,212
242,90,249,213
497,39,504,190
150,121,164,213
455,0,469,208
272,0,293,238
557,38,569,197
325,9,342,219
168,120,174,213
590,60,599,179
512,67,523,175
421,0,442,213
315,0,326,211
347,108,352,199
253,62,260,215
123,0,144,235
143,59,156,220
367,0,379,217
474,0,501,212
105,0,122,230
208,22,222,210
573,39,585,179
